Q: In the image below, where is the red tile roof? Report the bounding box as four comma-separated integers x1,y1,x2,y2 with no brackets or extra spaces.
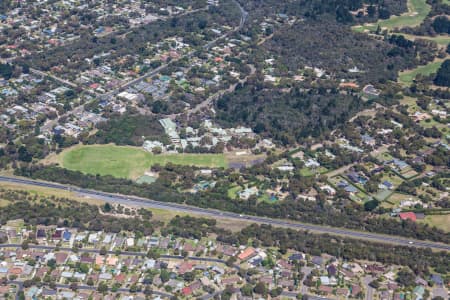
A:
399,212,416,222
238,247,256,261
115,274,126,283
178,262,194,275
182,287,192,296
8,267,22,275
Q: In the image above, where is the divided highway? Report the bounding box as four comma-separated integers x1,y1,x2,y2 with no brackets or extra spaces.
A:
0,175,449,251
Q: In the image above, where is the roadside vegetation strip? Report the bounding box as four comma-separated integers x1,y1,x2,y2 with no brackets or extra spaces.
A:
353,0,431,32
398,58,445,86
59,144,227,179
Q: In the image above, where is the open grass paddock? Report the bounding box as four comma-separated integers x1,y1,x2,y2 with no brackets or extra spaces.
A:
57,144,227,179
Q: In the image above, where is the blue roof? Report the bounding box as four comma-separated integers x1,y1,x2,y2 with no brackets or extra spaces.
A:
393,158,408,169
430,274,443,285
338,180,349,188
312,256,323,265
251,258,262,265
383,181,393,188
345,185,358,193
43,29,54,35
289,253,303,260
362,134,374,141
348,172,360,183
63,231,72,241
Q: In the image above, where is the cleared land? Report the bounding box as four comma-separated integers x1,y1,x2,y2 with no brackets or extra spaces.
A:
55,144,227,179
353,0,431,32
419,214,450,232
398,58,444,86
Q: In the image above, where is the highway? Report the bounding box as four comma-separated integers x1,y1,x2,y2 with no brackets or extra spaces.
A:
0,175,449,251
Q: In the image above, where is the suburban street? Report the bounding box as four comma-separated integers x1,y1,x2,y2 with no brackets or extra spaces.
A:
100,0,248,100
33,0,249,135
363,275,374,300
0,175,449,252
1,243,226,300
1,244,330,300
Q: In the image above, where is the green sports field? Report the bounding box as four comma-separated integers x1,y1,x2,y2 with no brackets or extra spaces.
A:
398,59,444,86
59,144,227,179
353,0,431,32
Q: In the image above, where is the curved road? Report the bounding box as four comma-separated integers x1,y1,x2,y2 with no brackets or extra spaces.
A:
0,176,449,251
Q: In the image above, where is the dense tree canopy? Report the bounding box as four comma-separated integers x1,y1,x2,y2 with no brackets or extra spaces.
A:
434,59,450,87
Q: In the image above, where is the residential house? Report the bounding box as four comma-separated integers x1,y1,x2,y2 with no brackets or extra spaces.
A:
399,212,417,222
237,247,257,261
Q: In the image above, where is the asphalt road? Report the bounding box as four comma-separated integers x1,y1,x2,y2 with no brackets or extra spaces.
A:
7,280,172,299
0,176,449,251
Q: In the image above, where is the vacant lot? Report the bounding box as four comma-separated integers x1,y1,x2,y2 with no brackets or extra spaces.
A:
57,144,227,179
419,214,450,232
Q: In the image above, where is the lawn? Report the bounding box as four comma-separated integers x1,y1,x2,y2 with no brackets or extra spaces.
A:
227,185,242,199
353,0,431,32
385,192,419,206
398,59,444,86
59,144,227,179
376,152,394,162
400,169,418,179
374,190,393,201
299,167,314,177
299,166,328,177
380,172,404,188
400,96,420,111
420,117,446,129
